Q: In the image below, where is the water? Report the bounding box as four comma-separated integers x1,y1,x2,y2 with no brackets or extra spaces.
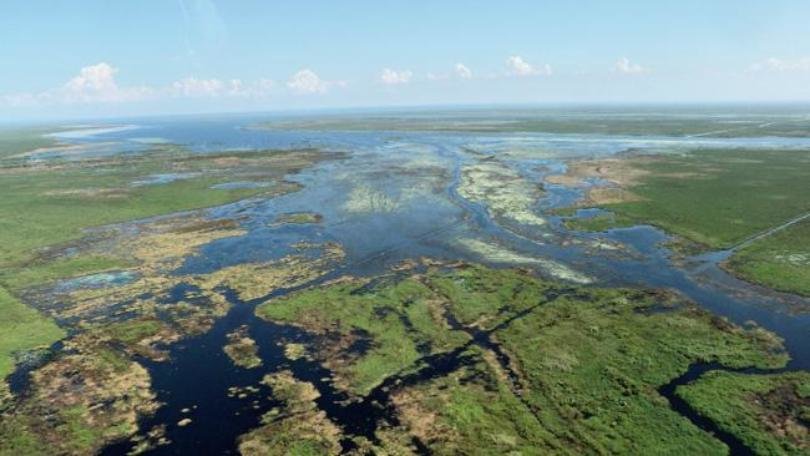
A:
20,112,810,453
54,270,139,292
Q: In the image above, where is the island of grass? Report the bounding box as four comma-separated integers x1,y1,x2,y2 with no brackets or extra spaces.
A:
548,148,810,296
677,371,809,455
254,264,791,453
223,325,262,369
238,371,342,455
272,211,323,225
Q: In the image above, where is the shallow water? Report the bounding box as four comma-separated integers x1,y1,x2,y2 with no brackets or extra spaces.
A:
30,113,810,453
54,270,139,292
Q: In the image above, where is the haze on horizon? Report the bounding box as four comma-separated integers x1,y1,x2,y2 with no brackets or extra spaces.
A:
3,0,810,121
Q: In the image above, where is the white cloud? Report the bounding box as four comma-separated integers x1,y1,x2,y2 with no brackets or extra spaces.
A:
748,57,810,73
172,77,225,97
614,57,648,75
506,55,551,77
171,77,275,97
286,69,332,94
0,62,280,108
61,62,153,103
257,78,275,92
454,63,472,79
380,68,413,85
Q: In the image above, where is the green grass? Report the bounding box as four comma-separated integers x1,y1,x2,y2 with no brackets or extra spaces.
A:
562,212,636,232
0,287,65,384
677,371,810,455
604,149,810,249
0,126,60,159
0,413,52,455
0,255,132,293
259,265,790,453
98,319,164,345
257,277,469,395
426,265,554,329
397,346,567,454
0,160,259,388
589,148,810,295
256,109,810,138
273,212,322,225
727,219,810,297
0,141,327,399
494,285,788,455
0,171,263,268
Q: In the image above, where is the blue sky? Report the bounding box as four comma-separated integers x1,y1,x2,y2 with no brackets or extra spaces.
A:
2,0,810,119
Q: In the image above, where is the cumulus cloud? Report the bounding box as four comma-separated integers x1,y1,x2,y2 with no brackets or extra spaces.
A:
286,69,333,94
454,63,472,79
61,62,153,103
506,56,551,77
380,68,413,85
0,62,279,108
0,62,152,106
614,57,648,75
748,57,810,73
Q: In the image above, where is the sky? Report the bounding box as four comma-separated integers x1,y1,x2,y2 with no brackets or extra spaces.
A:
2,0,810,120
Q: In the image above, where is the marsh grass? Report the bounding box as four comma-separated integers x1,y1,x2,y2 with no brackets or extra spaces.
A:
677,371,810,455
605,149,810,249
257,265,789,453
0,143,330,397
728,219,810,296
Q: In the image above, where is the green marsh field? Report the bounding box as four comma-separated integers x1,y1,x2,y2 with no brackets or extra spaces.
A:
0,110,808,455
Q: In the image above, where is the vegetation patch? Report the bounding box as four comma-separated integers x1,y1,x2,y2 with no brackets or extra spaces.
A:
223,325,262,369
0,126,61,160
0,287,64,406
458,160,546,226
190,242,344,301
272,211,323,225
343,184,402,213
0,337,157,455
255,264,790,453
0,143,336,393
255,112,810,138
238,371,342,455
456,237,592,284
727,219,810,297
493,287,787,454
548,149,810,250
257,274,470,395
677,371,809,455
389,345,564,454
83,317,179,362
562,212,636,232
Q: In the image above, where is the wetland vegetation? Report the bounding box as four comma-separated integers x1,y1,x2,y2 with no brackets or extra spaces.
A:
255,264,792,454
677,371,809,455
0,110,808,455
549,148,810,296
